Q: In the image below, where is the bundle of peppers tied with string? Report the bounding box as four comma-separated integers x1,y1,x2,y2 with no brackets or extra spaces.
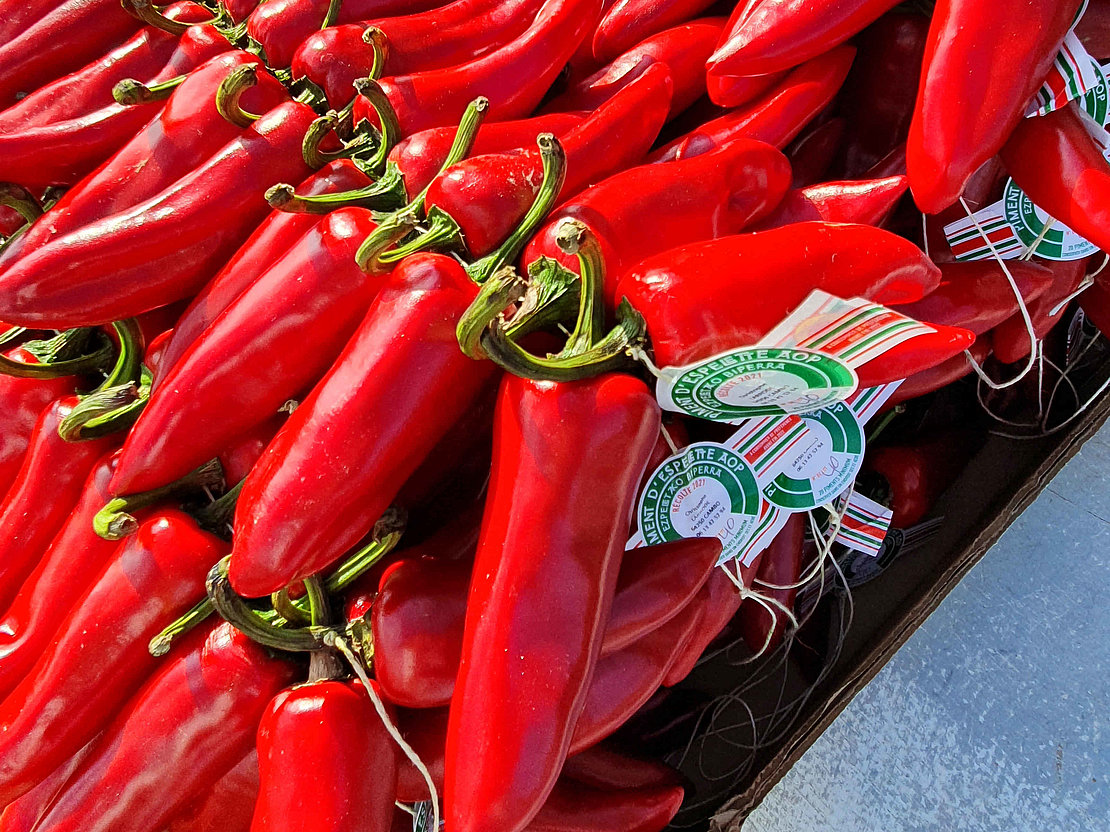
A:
0,0,1107,829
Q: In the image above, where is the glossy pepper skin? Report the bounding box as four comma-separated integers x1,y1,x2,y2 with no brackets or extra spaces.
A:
446,373,661,832
0,740,96,832
991,258,1089,365
886,335,990,407
422,65,671,257
0,8,227,190
251,680,397,832
0,0,66,48
750,175,909,230
352,0,601,136
544,18,724,120
165,752,259,832
156,159,374,380
523,139,792,304
739,512,805,652
616,222,943,369
707,0,900,77
0,452,126,702
787,116,846,187
0,509,228,807
111,207,384,495
528,780,684,832
293,0,547,107
1,51,288,268
0,99,317,328
230,254,499,597
650,45,855,162
662,565,744,686
0,398,118,612
907,0,1082,214
30,624,296,832
865,430,979,527
705,0,782,109
999,101,1110,256
593,0,717,63
0,347,81,495
0,0,141,107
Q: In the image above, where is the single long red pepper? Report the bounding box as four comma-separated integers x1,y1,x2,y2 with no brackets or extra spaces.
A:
707,0,900,77
561,745,681,790
350,0,601,136
749,175,908,230
165,752,259,832
593,0,717,63
704,0,781,108
0,398,118,612
522,139,792,305
0,50,288,269
999,101,1110,256
0,740,97,832
662,566,744,686
649,45,855,162
156,158,377,380
0,509,228,806
0,0,142,107
446,373,661,832
110,207,388,495
864,430,980,527
246,0,448,68
886,335,991,408
0,86,319,328
293,0,548,107
528,780,684,832
30,623,297,832
907,0,1082,214
408,64,671,260
543,18,725,120
739,512,804,652
251,679,397,832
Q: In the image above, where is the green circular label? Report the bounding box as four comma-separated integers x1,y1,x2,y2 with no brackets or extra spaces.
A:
661,347,858,421
761,403,865,511
1002,60,1108,261
637,442,761,563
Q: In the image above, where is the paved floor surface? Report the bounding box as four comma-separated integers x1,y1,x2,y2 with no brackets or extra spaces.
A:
743,423,1110,832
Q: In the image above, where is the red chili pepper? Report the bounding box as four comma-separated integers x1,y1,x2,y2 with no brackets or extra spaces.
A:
110,207,384,495
350,0,601,136
0,50,287,270
29,623,296,832
662,566,743,686
1080,271,1110,337
294,0,548,107
0,92,318,328
886,335,990,407
786,115,846,187
165,752,259,832
0,508,228,806
524,139,792,304
155,159,374,381
0,739,96,832
528,780,684,832
991,258,1090,365
749,175,909,230
893,260,1056,336
0,398,118,612
224,0,261,21
561,744,681,790
707,0,900,77
705,1,782,108
543,18,724,120
838,11,929,178
229,254,501,597
251,679,398,832
446,373,660,832
246,0,448,68
999,101,1110,256
907,0,1081,214
0,0,66,48
395,706,449,802
0,10,228,190
650,45,855,162
738,512,804,652
1078,0,1110,60
413,63,670,259
922,156,1007,264
593,0,717,63
0,0,142,107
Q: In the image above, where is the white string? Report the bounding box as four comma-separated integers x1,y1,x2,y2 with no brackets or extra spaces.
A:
395,802,417,817
331,635,440,832
921,213,931,261
629,345,664,379
1019,215,1056,261
660,423,680,456
1049,274,1096,317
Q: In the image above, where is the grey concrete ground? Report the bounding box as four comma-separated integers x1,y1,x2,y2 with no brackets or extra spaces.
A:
743,423,1110,832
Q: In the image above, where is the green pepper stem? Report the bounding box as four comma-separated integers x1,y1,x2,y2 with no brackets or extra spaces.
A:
266,163,407,214
94,458,224,540
362,26,389,80
354,213,418,274
215,64,261,128
123,0,216,34
0,328,113,379
272,589,311,626
378,206,464,264
456,267,529,360
112,73,186,106
352,77,401,172
553,219,606,357
0,183,43,226
503,256,580,341
301,110,341,168
206,557,332,651
57,320,147,441
320,0,342,29
148,598,214,657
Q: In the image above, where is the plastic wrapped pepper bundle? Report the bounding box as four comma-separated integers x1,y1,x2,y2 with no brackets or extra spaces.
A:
0,0,1107,829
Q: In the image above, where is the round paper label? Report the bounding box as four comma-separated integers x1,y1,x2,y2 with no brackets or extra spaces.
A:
761,403,865,511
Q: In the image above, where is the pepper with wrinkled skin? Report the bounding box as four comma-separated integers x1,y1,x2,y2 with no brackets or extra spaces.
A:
250,680,397,832
650,45,854,162
907,0,1081,213
352,0,601,136
749,175,908,230
446,373,660,832
111,207,385,495
523,139,792,305
0,510,228,807
29,624,296,832
0,96,317,328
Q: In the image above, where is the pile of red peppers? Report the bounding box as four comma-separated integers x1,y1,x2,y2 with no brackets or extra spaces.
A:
0,0,1107,829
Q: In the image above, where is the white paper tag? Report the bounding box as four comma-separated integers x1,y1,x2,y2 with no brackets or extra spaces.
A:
834,491,894,557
